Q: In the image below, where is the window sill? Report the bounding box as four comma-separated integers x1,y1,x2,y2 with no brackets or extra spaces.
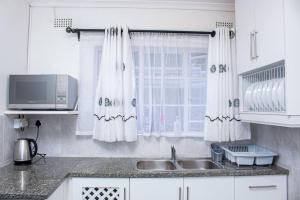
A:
137,132,204,139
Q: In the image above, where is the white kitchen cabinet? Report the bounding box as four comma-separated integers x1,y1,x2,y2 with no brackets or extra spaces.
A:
183,177,234,200
236,0,285,75
235,175,287,200
68,178,129,200
47,180,68,200
236,0,300,127
235,0,256,74
254,0,285,68
130,178,183,200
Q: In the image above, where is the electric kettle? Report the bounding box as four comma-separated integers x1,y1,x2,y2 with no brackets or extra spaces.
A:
13,138,38,164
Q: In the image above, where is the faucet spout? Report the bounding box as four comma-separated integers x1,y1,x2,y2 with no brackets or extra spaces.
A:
171,146,176,163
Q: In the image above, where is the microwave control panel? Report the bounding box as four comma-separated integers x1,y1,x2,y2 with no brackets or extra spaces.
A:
56,75,68,105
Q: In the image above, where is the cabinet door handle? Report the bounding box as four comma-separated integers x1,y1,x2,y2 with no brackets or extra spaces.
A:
124,188,126,200
254,31,259,59
186,187,190,200
249,185,277,189
250,32,255,60
178,187,182,200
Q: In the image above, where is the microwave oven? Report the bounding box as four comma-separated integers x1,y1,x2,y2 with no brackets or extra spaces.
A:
8,74,78,110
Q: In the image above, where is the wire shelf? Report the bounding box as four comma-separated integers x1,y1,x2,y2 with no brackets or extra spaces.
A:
242,60,285,113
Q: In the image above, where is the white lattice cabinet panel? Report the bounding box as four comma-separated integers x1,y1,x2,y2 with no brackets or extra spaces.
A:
68,178,129,200
130,178,183,200
183,177,234,200
235,175,287,200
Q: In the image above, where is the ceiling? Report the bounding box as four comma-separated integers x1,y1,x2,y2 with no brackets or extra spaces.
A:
30,0,235,4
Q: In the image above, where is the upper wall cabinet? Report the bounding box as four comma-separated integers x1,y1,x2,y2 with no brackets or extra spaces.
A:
236,0,285,74
236,0,300,127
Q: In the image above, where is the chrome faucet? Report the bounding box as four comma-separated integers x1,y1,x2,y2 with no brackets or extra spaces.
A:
171,146,176,163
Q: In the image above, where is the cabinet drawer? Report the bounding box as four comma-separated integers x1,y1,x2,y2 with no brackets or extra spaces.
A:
235,175,287,200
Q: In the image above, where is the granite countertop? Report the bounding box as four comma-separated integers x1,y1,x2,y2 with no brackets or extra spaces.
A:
0,157,289,200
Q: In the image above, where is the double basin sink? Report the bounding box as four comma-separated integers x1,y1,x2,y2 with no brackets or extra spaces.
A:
136,159,223,171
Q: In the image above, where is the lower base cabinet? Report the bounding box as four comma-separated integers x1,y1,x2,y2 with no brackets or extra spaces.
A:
47,175,287,200
130,177,234,200
235,175,287,200
130,178,183,200
184,177,234,200
47,180,68,200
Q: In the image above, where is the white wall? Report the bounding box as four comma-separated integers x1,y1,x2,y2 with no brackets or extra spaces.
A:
0,0,30,166
0,0,29,113
23,2,234,157
28,3,235,78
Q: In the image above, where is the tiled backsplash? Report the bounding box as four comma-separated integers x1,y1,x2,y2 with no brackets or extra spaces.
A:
20,116,210,158
252,124,300,200
0,115,16,167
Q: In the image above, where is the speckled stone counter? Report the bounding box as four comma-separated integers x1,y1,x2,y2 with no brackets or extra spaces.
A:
0,157,289,200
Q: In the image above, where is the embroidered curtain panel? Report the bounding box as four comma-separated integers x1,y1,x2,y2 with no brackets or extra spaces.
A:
131,33,209,137
204,27,250,141
93,26,137,142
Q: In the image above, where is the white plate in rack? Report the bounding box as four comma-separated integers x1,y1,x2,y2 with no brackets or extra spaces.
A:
265,80,274,111
261,81,268,111
252,83,259,111
277,78,285,110
256,82,264,111
245,84,255,110
244,85,252,110
271,79,280,111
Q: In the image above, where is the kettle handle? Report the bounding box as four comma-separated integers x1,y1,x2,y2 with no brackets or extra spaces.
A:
28,139,38,158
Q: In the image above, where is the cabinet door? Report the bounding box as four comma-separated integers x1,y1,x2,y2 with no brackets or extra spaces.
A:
235,0,256,74
47,180,67,200
183,177,234,200
130,178,183,200
69,178,129,200
254,0,285,67
235,175,287,200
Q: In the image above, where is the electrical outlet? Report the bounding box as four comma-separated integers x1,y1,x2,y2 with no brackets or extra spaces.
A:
28,118,42,128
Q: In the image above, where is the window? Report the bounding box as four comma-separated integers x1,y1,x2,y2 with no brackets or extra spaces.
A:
131,33,209,137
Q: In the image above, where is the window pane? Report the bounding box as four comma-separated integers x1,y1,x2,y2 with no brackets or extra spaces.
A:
189,79,207,105
132,34,208,137
189,106,206,121
164,106,184,132
164,79,184,104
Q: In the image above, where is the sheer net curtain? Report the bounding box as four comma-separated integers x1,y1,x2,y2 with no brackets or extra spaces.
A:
76,33,104,135
131,33,209,137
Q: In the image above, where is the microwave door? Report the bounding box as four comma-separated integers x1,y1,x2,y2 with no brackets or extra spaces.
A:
9,75,56,109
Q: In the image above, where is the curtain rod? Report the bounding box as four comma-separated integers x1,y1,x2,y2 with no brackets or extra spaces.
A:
65,27,216,41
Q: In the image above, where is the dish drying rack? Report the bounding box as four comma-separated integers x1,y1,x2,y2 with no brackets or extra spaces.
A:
241,60,286,113
221,144,278,166
211,143,278,166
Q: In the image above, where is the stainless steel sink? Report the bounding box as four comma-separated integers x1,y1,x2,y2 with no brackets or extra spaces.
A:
177,160,223,170
136,160,176,171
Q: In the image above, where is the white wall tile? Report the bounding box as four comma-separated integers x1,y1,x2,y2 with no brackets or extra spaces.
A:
0,115,4,164
3,117,16,162
19,116,208,158
252,124,300,200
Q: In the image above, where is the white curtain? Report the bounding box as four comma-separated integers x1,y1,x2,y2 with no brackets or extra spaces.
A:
93,26,137,142
131,33,209,137
204,27,250,142
76,33,104,135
